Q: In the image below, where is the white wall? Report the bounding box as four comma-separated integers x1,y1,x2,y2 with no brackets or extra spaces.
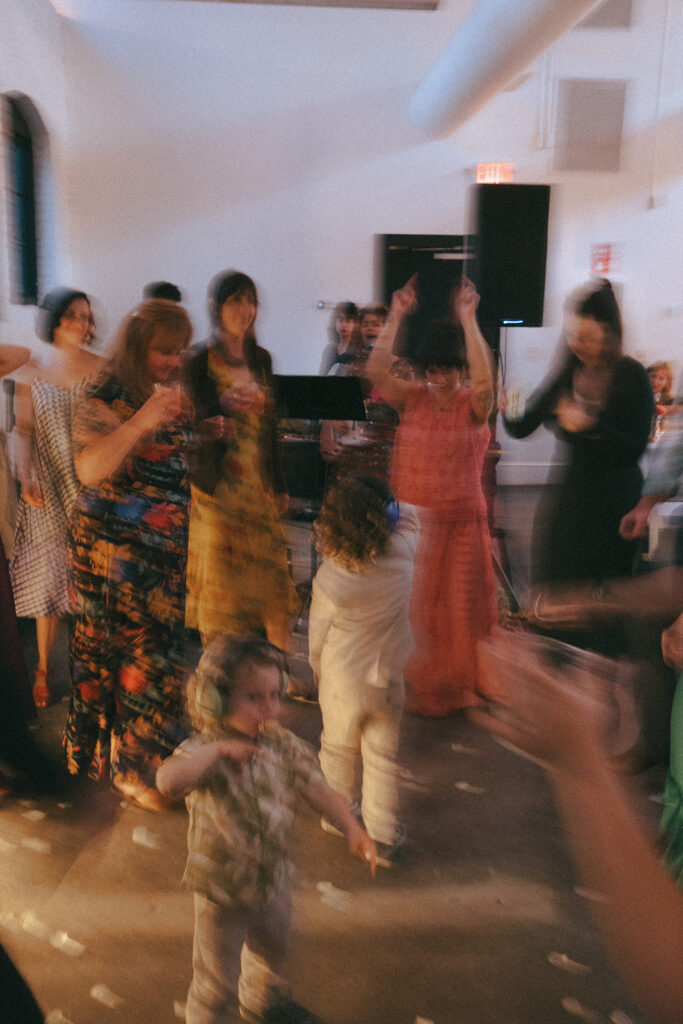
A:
0,0,71,350
2,0,682,481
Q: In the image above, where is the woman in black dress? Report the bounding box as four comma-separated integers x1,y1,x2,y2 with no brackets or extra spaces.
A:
503,279,653,589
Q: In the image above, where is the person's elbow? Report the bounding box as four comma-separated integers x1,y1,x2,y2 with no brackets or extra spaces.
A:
155,759,186,799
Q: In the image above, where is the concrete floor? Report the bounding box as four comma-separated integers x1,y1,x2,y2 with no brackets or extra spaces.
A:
1,486,664,1024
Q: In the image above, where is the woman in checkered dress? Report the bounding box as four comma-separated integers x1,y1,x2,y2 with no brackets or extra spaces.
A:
10,289,103,708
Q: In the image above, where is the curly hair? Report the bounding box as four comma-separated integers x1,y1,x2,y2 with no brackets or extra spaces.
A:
187,634,284,732
314,476,392,571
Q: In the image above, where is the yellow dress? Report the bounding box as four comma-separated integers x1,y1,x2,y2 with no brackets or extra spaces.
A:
186,351,296,649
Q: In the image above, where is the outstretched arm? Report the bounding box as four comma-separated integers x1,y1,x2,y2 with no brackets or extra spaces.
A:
302,778,377,876
471,640,683,1024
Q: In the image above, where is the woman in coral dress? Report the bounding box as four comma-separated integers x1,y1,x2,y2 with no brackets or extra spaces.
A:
186,271,296,651
366,276,497,715
64,299,193,808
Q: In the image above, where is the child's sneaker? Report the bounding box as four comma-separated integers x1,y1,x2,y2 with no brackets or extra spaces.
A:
240,997,324,1023
373,824,408,868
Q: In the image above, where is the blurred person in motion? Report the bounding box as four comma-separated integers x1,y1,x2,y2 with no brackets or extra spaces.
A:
1,345,64,795
320,302,399,484
64,298,193,809
365,274,498,716
502,279,653,594
10,288,103,708
472,628,683,1024
318,301,362,376
647,360,678,440
309,476,419,860
533,406,683,773
157,636,376,1024
185,271,296,655
358,303,388,350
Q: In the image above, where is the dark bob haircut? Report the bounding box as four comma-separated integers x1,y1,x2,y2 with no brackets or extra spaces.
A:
208,270,258,328
36,287,93,345
413,321,466,373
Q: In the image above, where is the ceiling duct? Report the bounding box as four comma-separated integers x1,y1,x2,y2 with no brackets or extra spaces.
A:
410,0,605,136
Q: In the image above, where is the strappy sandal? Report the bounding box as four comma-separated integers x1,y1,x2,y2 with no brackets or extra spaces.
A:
32,668,53,709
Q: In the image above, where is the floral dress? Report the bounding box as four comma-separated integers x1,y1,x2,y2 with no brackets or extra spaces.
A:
186,349,296,647
64,375,190,791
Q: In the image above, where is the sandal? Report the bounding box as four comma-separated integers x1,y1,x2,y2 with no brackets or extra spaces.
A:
32,668,53,709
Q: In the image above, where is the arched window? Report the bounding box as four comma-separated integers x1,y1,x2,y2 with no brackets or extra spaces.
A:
3,94,51,305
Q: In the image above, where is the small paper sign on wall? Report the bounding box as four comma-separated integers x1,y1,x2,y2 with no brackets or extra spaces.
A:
591,243,619,276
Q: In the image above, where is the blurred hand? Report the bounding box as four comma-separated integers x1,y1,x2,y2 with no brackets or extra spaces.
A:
555,396,596,434
347,824,377,878
320,420,347,460
200,415,227,440
136,387,191,435
471,632,605,775
619,497,656,540
220,382,266,416
661,613,683,673
390,274,418,319
218,739,260,770
453,275,480,322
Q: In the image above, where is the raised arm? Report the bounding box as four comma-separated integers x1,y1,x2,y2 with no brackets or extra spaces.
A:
453,276,494,424
365,275,418,411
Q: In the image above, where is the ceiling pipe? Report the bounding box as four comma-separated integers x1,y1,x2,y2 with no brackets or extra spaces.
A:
410,0,604,137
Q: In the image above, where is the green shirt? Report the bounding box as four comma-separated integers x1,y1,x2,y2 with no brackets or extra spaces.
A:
180,721,323,909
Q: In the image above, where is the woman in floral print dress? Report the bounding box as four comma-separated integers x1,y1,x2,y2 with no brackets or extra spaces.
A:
64,299,193,809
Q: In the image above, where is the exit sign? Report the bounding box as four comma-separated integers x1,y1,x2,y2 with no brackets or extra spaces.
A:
476,163,515,184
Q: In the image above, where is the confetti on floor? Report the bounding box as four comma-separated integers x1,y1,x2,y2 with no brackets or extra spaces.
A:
46,1011,76,1024
21,910,50,939
22,809,47,822
21,836,52,854
454,781,485,795
450,742,479,756
316,881,352,911
574,885,613,904
132,825,160,849
90,984,124,1009
50,930,86,957
548,952,592,975
561,996,604,1023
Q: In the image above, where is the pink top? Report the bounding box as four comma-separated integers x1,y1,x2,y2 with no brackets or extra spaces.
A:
391,385,489,520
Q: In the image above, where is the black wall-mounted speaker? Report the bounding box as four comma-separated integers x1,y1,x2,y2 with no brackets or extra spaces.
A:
473,184,550,328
